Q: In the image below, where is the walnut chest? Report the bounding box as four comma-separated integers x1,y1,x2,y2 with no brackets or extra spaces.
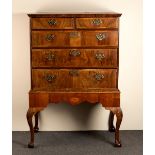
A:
27,13,123,148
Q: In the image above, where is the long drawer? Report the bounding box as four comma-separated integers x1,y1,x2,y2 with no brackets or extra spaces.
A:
32,49,117,68
32,69,117,90
31,30,118,47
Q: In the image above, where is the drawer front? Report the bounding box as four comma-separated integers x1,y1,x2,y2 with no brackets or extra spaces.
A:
81,31,118,47
32,69,117,90
32,49,117,68
31,18,74,29
32,31,118,47
32,31,81,47
76,18,118,29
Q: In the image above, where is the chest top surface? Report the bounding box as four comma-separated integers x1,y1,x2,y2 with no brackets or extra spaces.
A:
28,12,122,17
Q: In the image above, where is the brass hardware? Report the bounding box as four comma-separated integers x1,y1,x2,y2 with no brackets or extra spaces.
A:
45,53,55,61
69,50,81,57
45,74,56,82
69,32,79,38
69,70,79,76
96,33,106,41
46,34,55,41
95,53,105,61
92,19,102,25
95,73,104,81
48,19,57,25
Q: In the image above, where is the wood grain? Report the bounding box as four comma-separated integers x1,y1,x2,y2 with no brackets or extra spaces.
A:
81,31,118,47
76,18,118,29
31,30,118,47
32,69,117,90
29,89,120,107
31,18,74,29
31,49,118,68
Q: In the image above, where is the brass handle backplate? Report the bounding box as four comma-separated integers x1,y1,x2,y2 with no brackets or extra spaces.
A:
48,19,57,25
92,19,102,25
45,74,56,82
96,33,106,41
95,73,104,81
95,53,105,61
46,34,55,41
45,53,55,61
69,50,81,57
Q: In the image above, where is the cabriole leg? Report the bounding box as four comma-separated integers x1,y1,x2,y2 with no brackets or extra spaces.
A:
115,107,123,147
26,108,35,148
106,107,123,147
109,111,115,132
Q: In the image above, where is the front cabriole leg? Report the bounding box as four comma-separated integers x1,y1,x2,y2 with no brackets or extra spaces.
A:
26,108,44,148
105,107,123,147
28,92,49,148
26,108,36,148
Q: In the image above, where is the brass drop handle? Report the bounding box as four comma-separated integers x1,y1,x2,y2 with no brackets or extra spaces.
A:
95,73,104,81
69,50,81,57
45,74,56,82
69,70,79,76
45,53,55,61
95,53,105,61
92,19,102,25
46,34,55,41
48,19,57,25
96,33,106,41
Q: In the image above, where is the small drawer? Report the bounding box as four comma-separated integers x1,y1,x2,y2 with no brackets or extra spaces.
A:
76,18,118,29
32,49,118,68
31,18,74,29
82,30,118,47
31,30,118,47
32,69,117,90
